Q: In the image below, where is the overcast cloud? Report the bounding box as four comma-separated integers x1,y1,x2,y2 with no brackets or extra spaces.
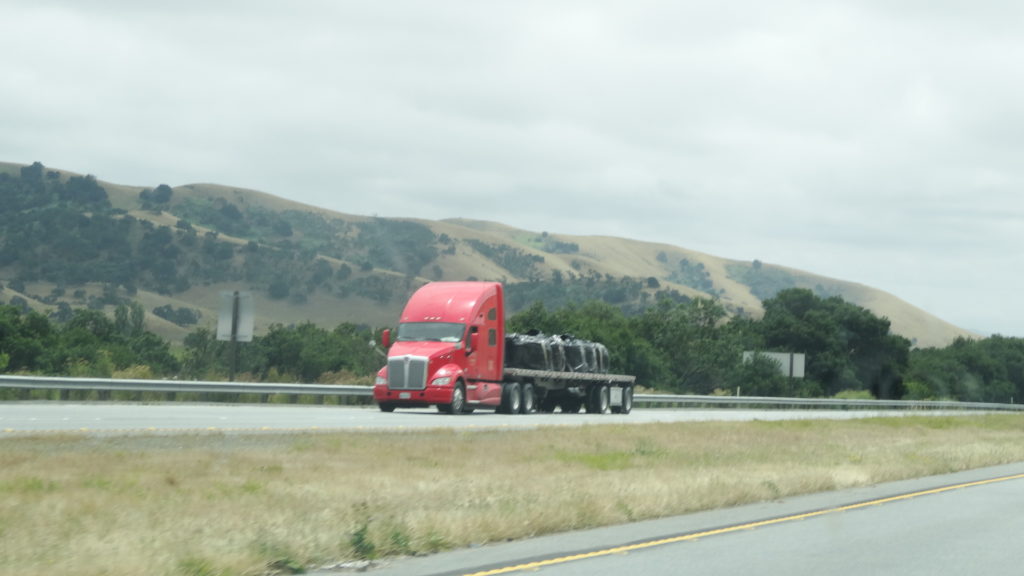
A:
3,1,1023,336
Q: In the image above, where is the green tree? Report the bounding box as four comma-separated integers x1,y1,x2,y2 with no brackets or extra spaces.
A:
636,297,738,394
20,161,44,181
331,322,384,376
0,307,51,372
113,302,146,337
757,289,909,398
906,336,1020,403
181,328,222,380
62,174,109,207
126,332,180,375
728,353,792,397
152,184,173,204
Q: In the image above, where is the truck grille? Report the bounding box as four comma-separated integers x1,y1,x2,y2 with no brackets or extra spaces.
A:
388,355,428,390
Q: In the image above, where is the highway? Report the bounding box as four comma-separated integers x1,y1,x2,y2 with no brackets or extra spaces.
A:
0,402,969,434
355,463,1024,576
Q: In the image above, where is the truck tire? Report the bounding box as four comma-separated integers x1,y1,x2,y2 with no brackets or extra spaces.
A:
438,383,467,415
520,382,536,414
499,382,521,414
378,402,396,413
586,384,610,414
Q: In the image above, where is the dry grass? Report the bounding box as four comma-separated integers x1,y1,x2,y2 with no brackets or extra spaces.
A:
2,415,1024,576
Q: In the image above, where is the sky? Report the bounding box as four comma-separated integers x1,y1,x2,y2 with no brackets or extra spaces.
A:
3,1,1023,336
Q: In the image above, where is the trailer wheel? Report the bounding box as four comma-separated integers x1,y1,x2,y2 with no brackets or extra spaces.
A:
500,382,521,414
520,382,536,414
586,384,610,414
378,402,396,413
621,385,633,414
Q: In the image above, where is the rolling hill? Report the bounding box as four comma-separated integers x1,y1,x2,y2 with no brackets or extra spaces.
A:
0,161,975,348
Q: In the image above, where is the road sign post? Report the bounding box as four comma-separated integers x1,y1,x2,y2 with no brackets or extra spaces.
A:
218,291,254,381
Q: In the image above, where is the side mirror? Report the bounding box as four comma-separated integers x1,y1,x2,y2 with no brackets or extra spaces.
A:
381,329,391,349
468,330,479,354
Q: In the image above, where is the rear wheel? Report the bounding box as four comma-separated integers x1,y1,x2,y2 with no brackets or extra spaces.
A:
586,384,610,414
500,382,521,414
520,382,536,414
612,385,634,414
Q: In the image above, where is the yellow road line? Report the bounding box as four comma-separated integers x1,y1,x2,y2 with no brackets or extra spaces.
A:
464,472,1024,576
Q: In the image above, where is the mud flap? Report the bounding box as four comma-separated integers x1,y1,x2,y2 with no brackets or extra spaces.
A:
609,385,623,408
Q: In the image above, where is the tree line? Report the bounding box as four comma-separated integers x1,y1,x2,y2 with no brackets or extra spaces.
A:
0,288,1021,403
510,288,1024,403
0,302,381,385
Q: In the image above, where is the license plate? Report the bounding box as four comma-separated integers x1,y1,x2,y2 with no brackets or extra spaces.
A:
399,392,411,399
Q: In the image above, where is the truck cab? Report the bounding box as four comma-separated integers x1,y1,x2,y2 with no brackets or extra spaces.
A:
373,282,505,413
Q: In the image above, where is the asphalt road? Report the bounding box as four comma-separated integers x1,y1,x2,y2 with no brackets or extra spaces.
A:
354,463,1024,576
0,402,965,434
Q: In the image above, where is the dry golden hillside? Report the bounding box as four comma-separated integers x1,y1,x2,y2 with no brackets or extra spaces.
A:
427,218,974,348
0,162,976,348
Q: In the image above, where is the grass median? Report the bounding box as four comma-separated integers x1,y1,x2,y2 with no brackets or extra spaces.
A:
2,413,1024,576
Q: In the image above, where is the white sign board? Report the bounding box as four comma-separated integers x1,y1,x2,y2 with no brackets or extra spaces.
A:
217,291,254,342
742,351,805,378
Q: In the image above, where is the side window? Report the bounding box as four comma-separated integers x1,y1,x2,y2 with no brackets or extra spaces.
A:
488,328,497,346
487,308,497,321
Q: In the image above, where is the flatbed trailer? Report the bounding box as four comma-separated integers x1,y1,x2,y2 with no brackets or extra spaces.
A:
501,367,636,414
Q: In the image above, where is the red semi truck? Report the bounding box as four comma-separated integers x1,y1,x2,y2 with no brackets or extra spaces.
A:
373,281,636,414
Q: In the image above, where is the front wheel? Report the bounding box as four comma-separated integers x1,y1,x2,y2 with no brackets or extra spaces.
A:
378,402,396,413
438,383,467,414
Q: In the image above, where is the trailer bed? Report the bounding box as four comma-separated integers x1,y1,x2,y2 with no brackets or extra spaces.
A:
503,367,635,384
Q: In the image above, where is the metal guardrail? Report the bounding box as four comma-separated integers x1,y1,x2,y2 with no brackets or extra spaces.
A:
634,393,1024,411
1,375,1022,412
0,375,372,397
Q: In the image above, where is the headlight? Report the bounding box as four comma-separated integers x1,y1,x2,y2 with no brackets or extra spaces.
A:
431,377,452,387
375,376,388,386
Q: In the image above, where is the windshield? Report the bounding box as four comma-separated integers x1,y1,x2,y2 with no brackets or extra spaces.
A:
396,322,466,343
